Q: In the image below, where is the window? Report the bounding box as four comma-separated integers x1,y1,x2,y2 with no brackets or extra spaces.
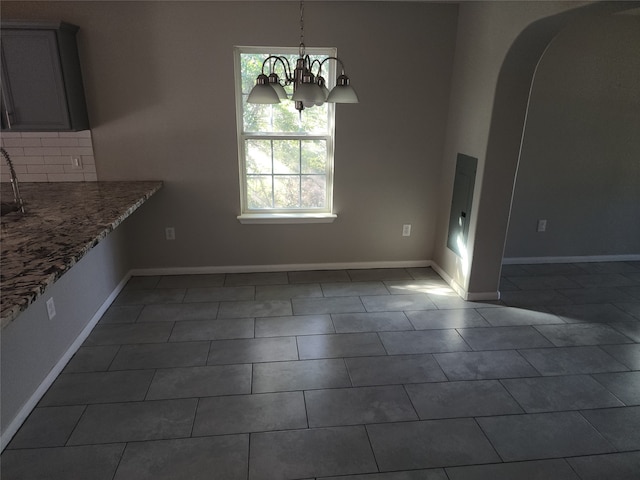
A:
235,46,337,223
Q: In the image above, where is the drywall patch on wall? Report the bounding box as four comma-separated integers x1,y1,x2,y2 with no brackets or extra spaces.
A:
0,130,96,182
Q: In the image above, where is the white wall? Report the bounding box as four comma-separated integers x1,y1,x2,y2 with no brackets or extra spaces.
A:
504,15,640,260
0,224,131,449
3,1,458,270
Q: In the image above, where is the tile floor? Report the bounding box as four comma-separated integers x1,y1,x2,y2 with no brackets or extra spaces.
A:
2,262,640,479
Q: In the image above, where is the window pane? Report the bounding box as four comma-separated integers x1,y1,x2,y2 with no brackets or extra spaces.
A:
301,140,326,174
274,176,301,208
273,140,300,174
247,175,273,209
301,175,326,208
246,139,272,174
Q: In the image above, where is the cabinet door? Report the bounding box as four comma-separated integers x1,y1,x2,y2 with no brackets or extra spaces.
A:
1,29,71,130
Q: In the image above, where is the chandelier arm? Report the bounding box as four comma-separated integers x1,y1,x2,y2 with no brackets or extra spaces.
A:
261,55,294,83
319,56,347,76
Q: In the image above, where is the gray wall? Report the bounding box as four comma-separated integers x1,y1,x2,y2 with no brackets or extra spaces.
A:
3,1,458,269
504,14,640,259
1,223,131,448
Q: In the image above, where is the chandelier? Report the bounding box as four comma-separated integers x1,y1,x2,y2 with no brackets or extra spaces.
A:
246,0,359,112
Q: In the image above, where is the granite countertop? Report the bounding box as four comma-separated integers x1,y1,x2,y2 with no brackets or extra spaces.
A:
0,181,163,327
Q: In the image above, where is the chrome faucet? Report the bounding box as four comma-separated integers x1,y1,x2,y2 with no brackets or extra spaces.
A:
1,147,25,214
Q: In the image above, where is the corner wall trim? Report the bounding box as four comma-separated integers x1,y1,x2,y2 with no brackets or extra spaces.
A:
130,260,432,277
502,254,640,265
0,272,132,451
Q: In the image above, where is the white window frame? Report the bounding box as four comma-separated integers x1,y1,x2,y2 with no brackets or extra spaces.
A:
234,46,337,224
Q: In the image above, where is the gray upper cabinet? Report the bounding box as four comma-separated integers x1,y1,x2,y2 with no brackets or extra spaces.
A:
1,21,89,131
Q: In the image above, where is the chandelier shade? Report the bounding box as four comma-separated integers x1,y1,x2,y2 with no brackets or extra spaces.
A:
246,1,358,112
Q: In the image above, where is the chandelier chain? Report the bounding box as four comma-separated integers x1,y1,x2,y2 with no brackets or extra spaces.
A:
299,0,305,55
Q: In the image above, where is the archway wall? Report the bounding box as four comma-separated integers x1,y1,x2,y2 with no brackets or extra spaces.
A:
432,1,633,298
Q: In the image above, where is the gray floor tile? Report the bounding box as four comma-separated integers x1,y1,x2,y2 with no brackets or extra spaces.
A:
519,263,588,276
519,346,629,375
379,330,470,355
346,354,447,386
7,406,85,449
499,289,573,307
114,288,185,305
156,273,225,288
567,451,640,480
253,358,351,393
146,364,252,400
610,321,640,342
292,296,365,315
558,287,637,304
592,371,640,405
500,264,531,276
255,283,323,300
288,269,350,283
446,459,580,480
84,322,173,345
574,262,640,274
137,302,219,322
68,399,197,445
534,323,634,346
39,370,154,406
384,278,453,296
1,444,125,480
367,419,500,470
428,295,501,310
434,350,540,380
114,435,248,480
601,343,640,369
218,299,292,318
305,385,418,427
298,333,386,359
581,406,640,451
499,276,520,292
348,268,413,281
110,342,210,370
406,309,490,330
99,305,143,324
477,411,615,461
207,336,298,365
255,314,334,337
183,286,254,303
501,375,624,413
332,312,413,333
407,266,444,279
225,271,288,286
249,426,377,480
549,303,638,323
322,281,390,297
64,345,120,373
362,293,437,312
457,326,553,350
125,276,161,289
621,285,640,300
615,302,640,319
508,275,582,290
320,471,448,480
476,306,563,326
193,392,307,436
169,318,254,341
405,380,523,419
568,273,638,288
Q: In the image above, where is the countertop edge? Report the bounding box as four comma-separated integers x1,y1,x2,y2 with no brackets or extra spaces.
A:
1,181,163,328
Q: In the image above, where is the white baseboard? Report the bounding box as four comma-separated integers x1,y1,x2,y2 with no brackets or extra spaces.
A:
503,254,640,265
130,260,432,276
0,272,131,451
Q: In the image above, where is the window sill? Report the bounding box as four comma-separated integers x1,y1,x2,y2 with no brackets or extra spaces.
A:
237,213,337,224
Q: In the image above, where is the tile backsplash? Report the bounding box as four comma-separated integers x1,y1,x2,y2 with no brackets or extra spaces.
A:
0,131,96,182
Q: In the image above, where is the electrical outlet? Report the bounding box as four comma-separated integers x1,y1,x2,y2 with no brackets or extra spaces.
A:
46,297,56,320
165,227,175,240
537,219,547,232
71,156,83,169
402,224,412,237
